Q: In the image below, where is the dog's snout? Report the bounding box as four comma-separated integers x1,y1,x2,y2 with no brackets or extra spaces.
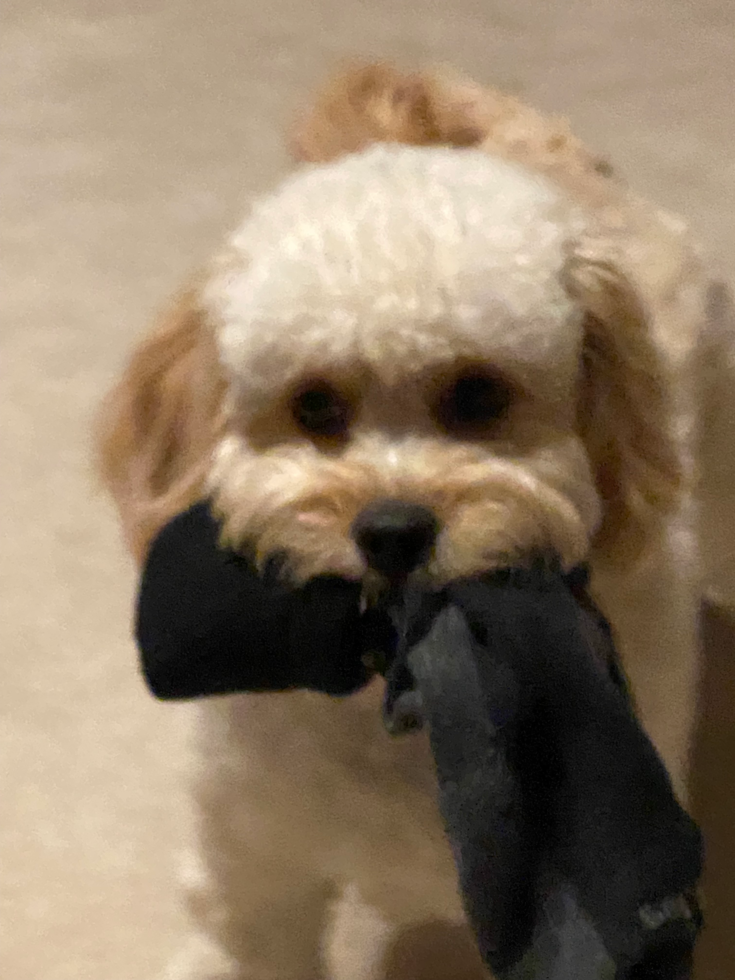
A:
352,500,438,577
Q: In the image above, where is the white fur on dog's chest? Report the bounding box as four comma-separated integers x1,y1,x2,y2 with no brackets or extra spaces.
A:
193,682,464,926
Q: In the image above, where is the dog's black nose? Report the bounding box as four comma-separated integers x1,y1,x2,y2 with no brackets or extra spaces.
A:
352,501,439,577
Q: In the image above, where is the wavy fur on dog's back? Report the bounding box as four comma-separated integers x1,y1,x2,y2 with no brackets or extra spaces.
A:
291,62,613,181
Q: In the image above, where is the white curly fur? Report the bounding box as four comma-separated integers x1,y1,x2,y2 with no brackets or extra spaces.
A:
211,147,584,400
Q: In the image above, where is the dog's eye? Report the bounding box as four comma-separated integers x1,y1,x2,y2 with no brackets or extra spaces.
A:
292,384,352,438
435,371,512,434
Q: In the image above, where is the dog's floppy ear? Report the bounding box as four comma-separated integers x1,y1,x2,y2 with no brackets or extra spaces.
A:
95,286,226,563
562,237,683,564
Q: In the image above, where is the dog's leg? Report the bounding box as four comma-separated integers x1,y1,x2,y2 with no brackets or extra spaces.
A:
162,930,244,980
325,759,485,980
324,885,396,980
168,844,333,980
169,686,458,980
166,695,339,980
168,680,487,980
593,520,701,804
325,884,489,980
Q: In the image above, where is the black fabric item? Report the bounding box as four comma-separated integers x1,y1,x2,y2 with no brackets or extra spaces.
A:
135,502,372,699
381,562,703,979
135,504,703,976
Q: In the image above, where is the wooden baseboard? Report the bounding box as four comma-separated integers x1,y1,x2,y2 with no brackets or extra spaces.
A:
691,602,735,979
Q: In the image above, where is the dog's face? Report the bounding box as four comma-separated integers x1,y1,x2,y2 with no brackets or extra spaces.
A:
202,146,676,584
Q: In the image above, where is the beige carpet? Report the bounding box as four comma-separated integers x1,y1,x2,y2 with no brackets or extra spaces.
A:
2,0,734,977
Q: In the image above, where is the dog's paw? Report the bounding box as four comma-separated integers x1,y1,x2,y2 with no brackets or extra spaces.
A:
160,934,244,980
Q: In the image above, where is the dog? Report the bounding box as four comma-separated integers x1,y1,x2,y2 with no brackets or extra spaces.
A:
96,64,735,980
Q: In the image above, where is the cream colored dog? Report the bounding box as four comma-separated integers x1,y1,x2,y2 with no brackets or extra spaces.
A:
97,64,735,980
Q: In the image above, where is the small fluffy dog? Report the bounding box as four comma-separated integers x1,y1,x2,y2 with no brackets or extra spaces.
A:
97,64,735,980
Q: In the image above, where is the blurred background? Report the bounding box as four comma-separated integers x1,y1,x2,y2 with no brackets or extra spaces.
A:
2,0,733,977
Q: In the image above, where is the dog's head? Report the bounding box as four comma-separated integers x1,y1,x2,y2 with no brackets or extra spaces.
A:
208,145,605,584
98,96,680,585
208,147,681,584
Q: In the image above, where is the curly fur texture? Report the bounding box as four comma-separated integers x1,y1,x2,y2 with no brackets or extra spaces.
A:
96,63,734,980
291,62,614,182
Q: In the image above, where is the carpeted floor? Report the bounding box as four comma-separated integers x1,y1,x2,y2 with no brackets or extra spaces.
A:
2,0,734,977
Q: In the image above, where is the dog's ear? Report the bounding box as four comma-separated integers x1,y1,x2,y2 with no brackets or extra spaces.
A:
290,62,484,163
95,286,226,563
562,238,683,564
